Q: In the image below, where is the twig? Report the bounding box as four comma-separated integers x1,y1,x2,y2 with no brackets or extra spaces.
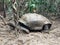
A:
0,15,7,25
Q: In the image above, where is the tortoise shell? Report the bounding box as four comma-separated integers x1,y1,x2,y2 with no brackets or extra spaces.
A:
18,13,52,33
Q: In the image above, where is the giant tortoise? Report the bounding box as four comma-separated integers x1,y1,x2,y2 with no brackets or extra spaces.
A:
18,13,52,33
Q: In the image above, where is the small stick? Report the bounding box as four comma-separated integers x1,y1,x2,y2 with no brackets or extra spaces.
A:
0,15,7,25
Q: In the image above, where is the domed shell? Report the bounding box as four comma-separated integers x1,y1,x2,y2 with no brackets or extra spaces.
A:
18,13,52,30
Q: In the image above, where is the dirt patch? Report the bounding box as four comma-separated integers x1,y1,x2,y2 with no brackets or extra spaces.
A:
0,19,60,45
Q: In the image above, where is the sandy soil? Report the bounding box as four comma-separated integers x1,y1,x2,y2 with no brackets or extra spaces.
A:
0,19,60,45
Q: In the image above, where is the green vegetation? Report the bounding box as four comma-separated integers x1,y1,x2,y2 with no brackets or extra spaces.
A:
1,0,60,18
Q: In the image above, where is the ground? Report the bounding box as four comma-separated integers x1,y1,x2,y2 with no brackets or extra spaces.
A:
0,18,60,45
